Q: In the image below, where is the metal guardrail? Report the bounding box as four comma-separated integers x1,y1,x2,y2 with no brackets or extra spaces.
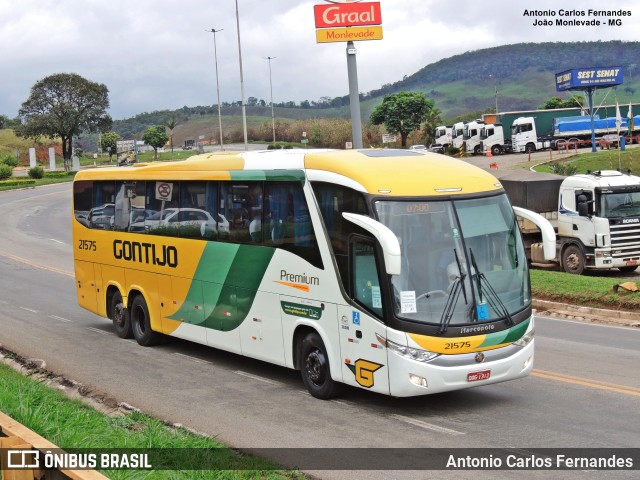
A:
0,411,108,480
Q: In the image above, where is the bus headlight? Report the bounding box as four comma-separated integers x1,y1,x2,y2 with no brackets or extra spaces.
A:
513,328,535,347
376,334,440,362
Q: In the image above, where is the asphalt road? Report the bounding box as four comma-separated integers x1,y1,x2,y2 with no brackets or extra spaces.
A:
0,184,638,479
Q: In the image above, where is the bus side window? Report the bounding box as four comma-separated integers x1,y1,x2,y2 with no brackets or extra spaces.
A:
350,238,384,319
114,181,145,232
180,181,210,239
311,182,369,288
265,181,323,269
89,181,116,230
220,182,262,243
73,180,93,227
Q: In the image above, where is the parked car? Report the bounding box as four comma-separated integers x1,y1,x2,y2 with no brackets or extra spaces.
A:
130,207,229,237
427,144,445,154
410,144,427,151
88,204,115,230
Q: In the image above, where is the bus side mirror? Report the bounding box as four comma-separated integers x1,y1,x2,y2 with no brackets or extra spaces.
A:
342,213,401,275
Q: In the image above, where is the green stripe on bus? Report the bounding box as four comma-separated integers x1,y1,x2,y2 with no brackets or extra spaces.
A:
478,318,530,348
169,242,275,332
229,170,306,183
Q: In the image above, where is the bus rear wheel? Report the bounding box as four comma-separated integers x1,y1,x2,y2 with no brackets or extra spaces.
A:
130,295,162,346
300,332,342,399
111,290,131,339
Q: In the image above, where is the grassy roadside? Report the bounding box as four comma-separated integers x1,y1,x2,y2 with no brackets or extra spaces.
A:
531,269,640,311
534,146,640,174
0,361,303,479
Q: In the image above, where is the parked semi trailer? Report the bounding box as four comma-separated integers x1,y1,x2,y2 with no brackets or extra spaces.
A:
511,114,640,153
499,169,640,274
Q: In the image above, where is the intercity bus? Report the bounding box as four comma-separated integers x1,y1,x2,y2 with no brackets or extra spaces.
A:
72,149,555,398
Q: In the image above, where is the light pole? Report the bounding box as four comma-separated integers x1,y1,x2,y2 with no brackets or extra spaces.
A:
235,0,248,150
207,28,224,151
265,56,276,145
490,74,499,116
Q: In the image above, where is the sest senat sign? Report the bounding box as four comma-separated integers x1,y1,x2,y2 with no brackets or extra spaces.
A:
555,67,623,91
314,1,382,28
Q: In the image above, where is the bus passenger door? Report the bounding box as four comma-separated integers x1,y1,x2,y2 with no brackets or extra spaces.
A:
338,238,389,395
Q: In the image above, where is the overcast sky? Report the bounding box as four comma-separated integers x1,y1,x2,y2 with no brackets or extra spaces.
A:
1,0,638,120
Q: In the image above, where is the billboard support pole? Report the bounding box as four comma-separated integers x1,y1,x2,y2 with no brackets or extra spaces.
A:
346,41,363,149
588,88,597,153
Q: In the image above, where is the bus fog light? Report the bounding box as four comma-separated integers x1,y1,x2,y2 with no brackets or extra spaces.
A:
409,374,428,388
523,355,533,370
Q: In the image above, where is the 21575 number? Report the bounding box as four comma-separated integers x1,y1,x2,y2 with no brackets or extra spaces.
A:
78,239,96,251
444,341,471,350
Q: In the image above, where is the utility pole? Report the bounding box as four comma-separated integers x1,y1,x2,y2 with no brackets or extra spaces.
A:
235,0,248,150
207,28,224,151
346,41,363,149
265,56,276,145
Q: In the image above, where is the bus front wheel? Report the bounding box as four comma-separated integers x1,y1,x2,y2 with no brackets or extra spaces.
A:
111,290,131,339
130,295,162,346
300,332,342,399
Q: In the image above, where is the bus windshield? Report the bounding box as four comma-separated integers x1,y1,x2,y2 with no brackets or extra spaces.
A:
375,194,530,327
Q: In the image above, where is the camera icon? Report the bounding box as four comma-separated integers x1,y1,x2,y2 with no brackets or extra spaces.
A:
7,449,40,469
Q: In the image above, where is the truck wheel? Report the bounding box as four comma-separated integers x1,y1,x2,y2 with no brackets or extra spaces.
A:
525,143,536,154
491,145,502,156
562,245,585,275
300,332,342,399
473,145,481,155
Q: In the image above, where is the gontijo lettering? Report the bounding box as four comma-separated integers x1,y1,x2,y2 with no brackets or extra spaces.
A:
113,239,178,268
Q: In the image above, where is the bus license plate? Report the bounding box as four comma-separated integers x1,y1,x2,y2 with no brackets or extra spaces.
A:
467,370,491,382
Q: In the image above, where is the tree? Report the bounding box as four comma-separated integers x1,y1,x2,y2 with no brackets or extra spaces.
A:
166,118,178,152
100,131,121,163
370,91,435,147
17,73,112,171
420,106,443,146
141,125,169,159
539,94,585,110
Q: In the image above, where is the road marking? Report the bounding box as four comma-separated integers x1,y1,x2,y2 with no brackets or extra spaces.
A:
389,414,465,436
173,352,211,365
19,307,38,314
49,238,65,245
86,327,111,336
49,315,72,323
234,370,281,386
0,250,74,277
532,369,640,397
539,316,640,332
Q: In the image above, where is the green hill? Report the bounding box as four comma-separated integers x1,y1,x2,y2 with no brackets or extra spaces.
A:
113,40,640,141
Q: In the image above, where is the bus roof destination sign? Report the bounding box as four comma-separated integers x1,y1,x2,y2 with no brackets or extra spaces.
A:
555,67,623,91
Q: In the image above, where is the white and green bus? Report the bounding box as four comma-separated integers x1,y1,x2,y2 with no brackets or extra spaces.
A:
72,149,555,398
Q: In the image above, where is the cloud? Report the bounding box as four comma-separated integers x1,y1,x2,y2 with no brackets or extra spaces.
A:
1,0,639,119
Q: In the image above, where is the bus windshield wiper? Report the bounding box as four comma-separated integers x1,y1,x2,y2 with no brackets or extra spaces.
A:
438,249,467,334
469,248,514,326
